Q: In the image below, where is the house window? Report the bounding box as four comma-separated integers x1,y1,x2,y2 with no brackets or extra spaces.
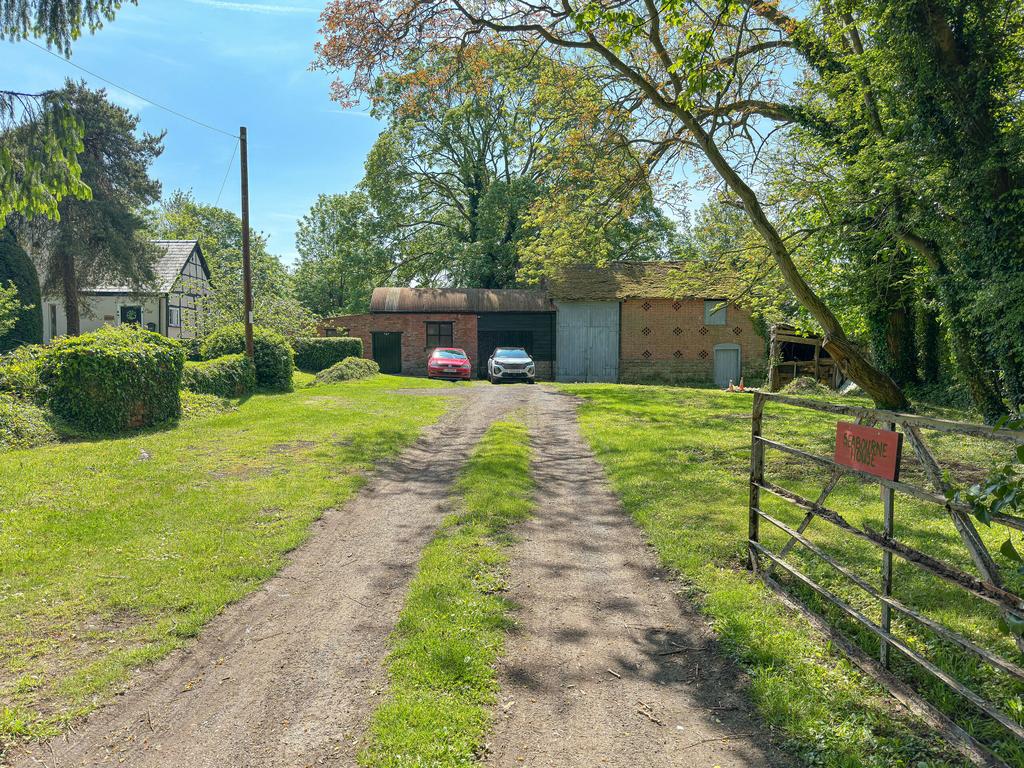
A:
425,321,453,348
168,306,182,328
704,299,728,326
324,327,338,337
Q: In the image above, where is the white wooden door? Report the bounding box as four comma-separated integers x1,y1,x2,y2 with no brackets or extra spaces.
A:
555,301,619,382
714,345,741,388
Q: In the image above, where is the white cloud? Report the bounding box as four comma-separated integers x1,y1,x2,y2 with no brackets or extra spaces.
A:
105,89,153,113
185,0,319,14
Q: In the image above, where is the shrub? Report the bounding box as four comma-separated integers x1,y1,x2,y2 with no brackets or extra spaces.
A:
0,393,57,452
182,353,256,398
0,344,48,400
292,336,363,372
40,325,185,433
180,390,236,420
0,227,43,352
201,324,294,391
180,336,204,362
315,356,380,384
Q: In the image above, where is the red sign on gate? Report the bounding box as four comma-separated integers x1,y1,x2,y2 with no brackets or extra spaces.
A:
834,422,903,481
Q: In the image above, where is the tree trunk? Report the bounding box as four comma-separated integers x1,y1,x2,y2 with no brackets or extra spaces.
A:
60,248,80,336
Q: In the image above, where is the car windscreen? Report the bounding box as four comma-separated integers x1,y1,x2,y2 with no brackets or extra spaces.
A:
494,349,530,359
434,349,467,359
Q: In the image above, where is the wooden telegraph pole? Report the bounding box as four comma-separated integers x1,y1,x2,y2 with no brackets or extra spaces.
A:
239,126,255,358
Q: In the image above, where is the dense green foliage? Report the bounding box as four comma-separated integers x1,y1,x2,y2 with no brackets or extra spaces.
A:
0,344,46,400
360,420,532,766
149,191,317,338
0,393,56,452
315,356,379,384
182,353,256,399
201,324,294,392
0,227,42,350
39,325,184,433
291,336,363,372
15,81,163,336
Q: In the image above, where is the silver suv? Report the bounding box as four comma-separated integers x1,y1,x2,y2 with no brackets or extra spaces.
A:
487,347,536,384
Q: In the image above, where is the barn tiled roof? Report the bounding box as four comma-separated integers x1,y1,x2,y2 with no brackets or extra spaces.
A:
86,240,204,294
370,287,554,313
546,261,737,301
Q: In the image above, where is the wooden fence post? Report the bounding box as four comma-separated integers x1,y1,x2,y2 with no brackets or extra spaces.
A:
749,392,766,572
880,422,896,668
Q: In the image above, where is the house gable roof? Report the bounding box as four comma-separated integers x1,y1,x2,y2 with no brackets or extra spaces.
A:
546,261,738,301
370,286,554,314
87,240,208,294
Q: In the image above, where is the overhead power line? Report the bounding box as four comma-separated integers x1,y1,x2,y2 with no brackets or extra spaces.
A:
214,138,240,208
25,39,239,139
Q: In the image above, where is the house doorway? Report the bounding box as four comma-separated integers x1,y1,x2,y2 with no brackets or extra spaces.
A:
372,332,402,374
713,344,741,389
120,306,143,326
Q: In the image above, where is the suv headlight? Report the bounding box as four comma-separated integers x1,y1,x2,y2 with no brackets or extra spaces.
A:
493,364,503,373
526,363,535,372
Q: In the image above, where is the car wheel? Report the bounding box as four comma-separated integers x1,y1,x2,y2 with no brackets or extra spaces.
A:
528,378,536,385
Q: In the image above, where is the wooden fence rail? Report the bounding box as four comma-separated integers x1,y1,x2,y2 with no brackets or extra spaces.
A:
748,392,1024,767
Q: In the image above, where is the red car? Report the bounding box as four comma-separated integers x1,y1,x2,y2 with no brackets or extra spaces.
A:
427,347,473,380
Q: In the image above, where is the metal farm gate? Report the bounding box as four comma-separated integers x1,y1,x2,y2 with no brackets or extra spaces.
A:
555,301,619,383
747,392,1024,767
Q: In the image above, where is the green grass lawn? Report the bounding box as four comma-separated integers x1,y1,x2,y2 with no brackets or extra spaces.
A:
563,383,1024,768
359,419,534,767
0,374,449,755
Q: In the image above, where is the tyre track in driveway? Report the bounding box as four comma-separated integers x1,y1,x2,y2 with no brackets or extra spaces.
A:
9,384,532,768
485,387,794,768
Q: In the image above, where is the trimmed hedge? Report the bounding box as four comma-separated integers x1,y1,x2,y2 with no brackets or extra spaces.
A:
0,393,57,452
292,336,363,373
40,325,185,433
181,335,205,362
0,227,43,352
201,324,294,391
182,353,257,398
315,356,380,384
0,344,47,401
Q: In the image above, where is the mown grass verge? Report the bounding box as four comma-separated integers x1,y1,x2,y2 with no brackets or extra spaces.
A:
564,383,1024,768
0,374,448,757
359,419,533,767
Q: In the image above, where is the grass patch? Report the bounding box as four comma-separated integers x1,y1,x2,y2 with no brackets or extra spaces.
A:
360,419,533,767
0,374,451,756
564,383,1024,768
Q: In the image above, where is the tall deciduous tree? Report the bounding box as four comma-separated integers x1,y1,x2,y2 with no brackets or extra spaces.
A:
315,0,911,409
17,81,162,335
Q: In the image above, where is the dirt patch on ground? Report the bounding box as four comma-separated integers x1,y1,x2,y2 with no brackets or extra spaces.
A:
8,386,533,768
483,388,793,768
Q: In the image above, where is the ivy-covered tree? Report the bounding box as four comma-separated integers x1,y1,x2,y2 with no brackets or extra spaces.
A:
0,225,42,350
16,81,163,335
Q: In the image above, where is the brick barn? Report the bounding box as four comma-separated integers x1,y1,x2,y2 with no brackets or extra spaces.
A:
317,262,766,385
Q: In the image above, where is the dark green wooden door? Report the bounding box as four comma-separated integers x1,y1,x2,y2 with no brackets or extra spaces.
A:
372,332,402,374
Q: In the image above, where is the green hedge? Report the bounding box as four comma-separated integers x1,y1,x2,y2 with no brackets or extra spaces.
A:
39,325,185,433
201,324,294,391
292,336,363,372
315,356,380,384
182,353,257,398
0,393,57,452
0,227,43,352
180,336,204,362
0,344,48,401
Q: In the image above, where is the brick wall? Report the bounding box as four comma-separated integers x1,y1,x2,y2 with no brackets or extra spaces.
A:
320,313,479,376
620,299,766,385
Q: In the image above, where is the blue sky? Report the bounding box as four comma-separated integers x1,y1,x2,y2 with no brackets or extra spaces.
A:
1,0,382,264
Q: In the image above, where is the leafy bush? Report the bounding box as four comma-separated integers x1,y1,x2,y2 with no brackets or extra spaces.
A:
292,336,363,372
0,344,48,400
315,356,380,384
0,227,43,351
0,393,57,451
201,324,294,391
180,390,236,420
40,325,185,433
180,336,204,362
182,353,256,398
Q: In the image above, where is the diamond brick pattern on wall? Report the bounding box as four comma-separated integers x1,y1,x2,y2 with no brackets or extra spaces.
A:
699,327,709,336
672,301,682,311
673,327,682,335
733,326,743,335
642,327,651,336
642,349,652,359
673,350,683,358
698,350,709,360
642,301,652,311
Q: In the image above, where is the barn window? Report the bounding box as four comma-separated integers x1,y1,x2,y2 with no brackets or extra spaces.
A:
704,299,727,326
425,321,453,348
167,306,182,327
324,327,338,337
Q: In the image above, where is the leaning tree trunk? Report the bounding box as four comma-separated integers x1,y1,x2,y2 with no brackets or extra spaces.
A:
59,248,80,336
